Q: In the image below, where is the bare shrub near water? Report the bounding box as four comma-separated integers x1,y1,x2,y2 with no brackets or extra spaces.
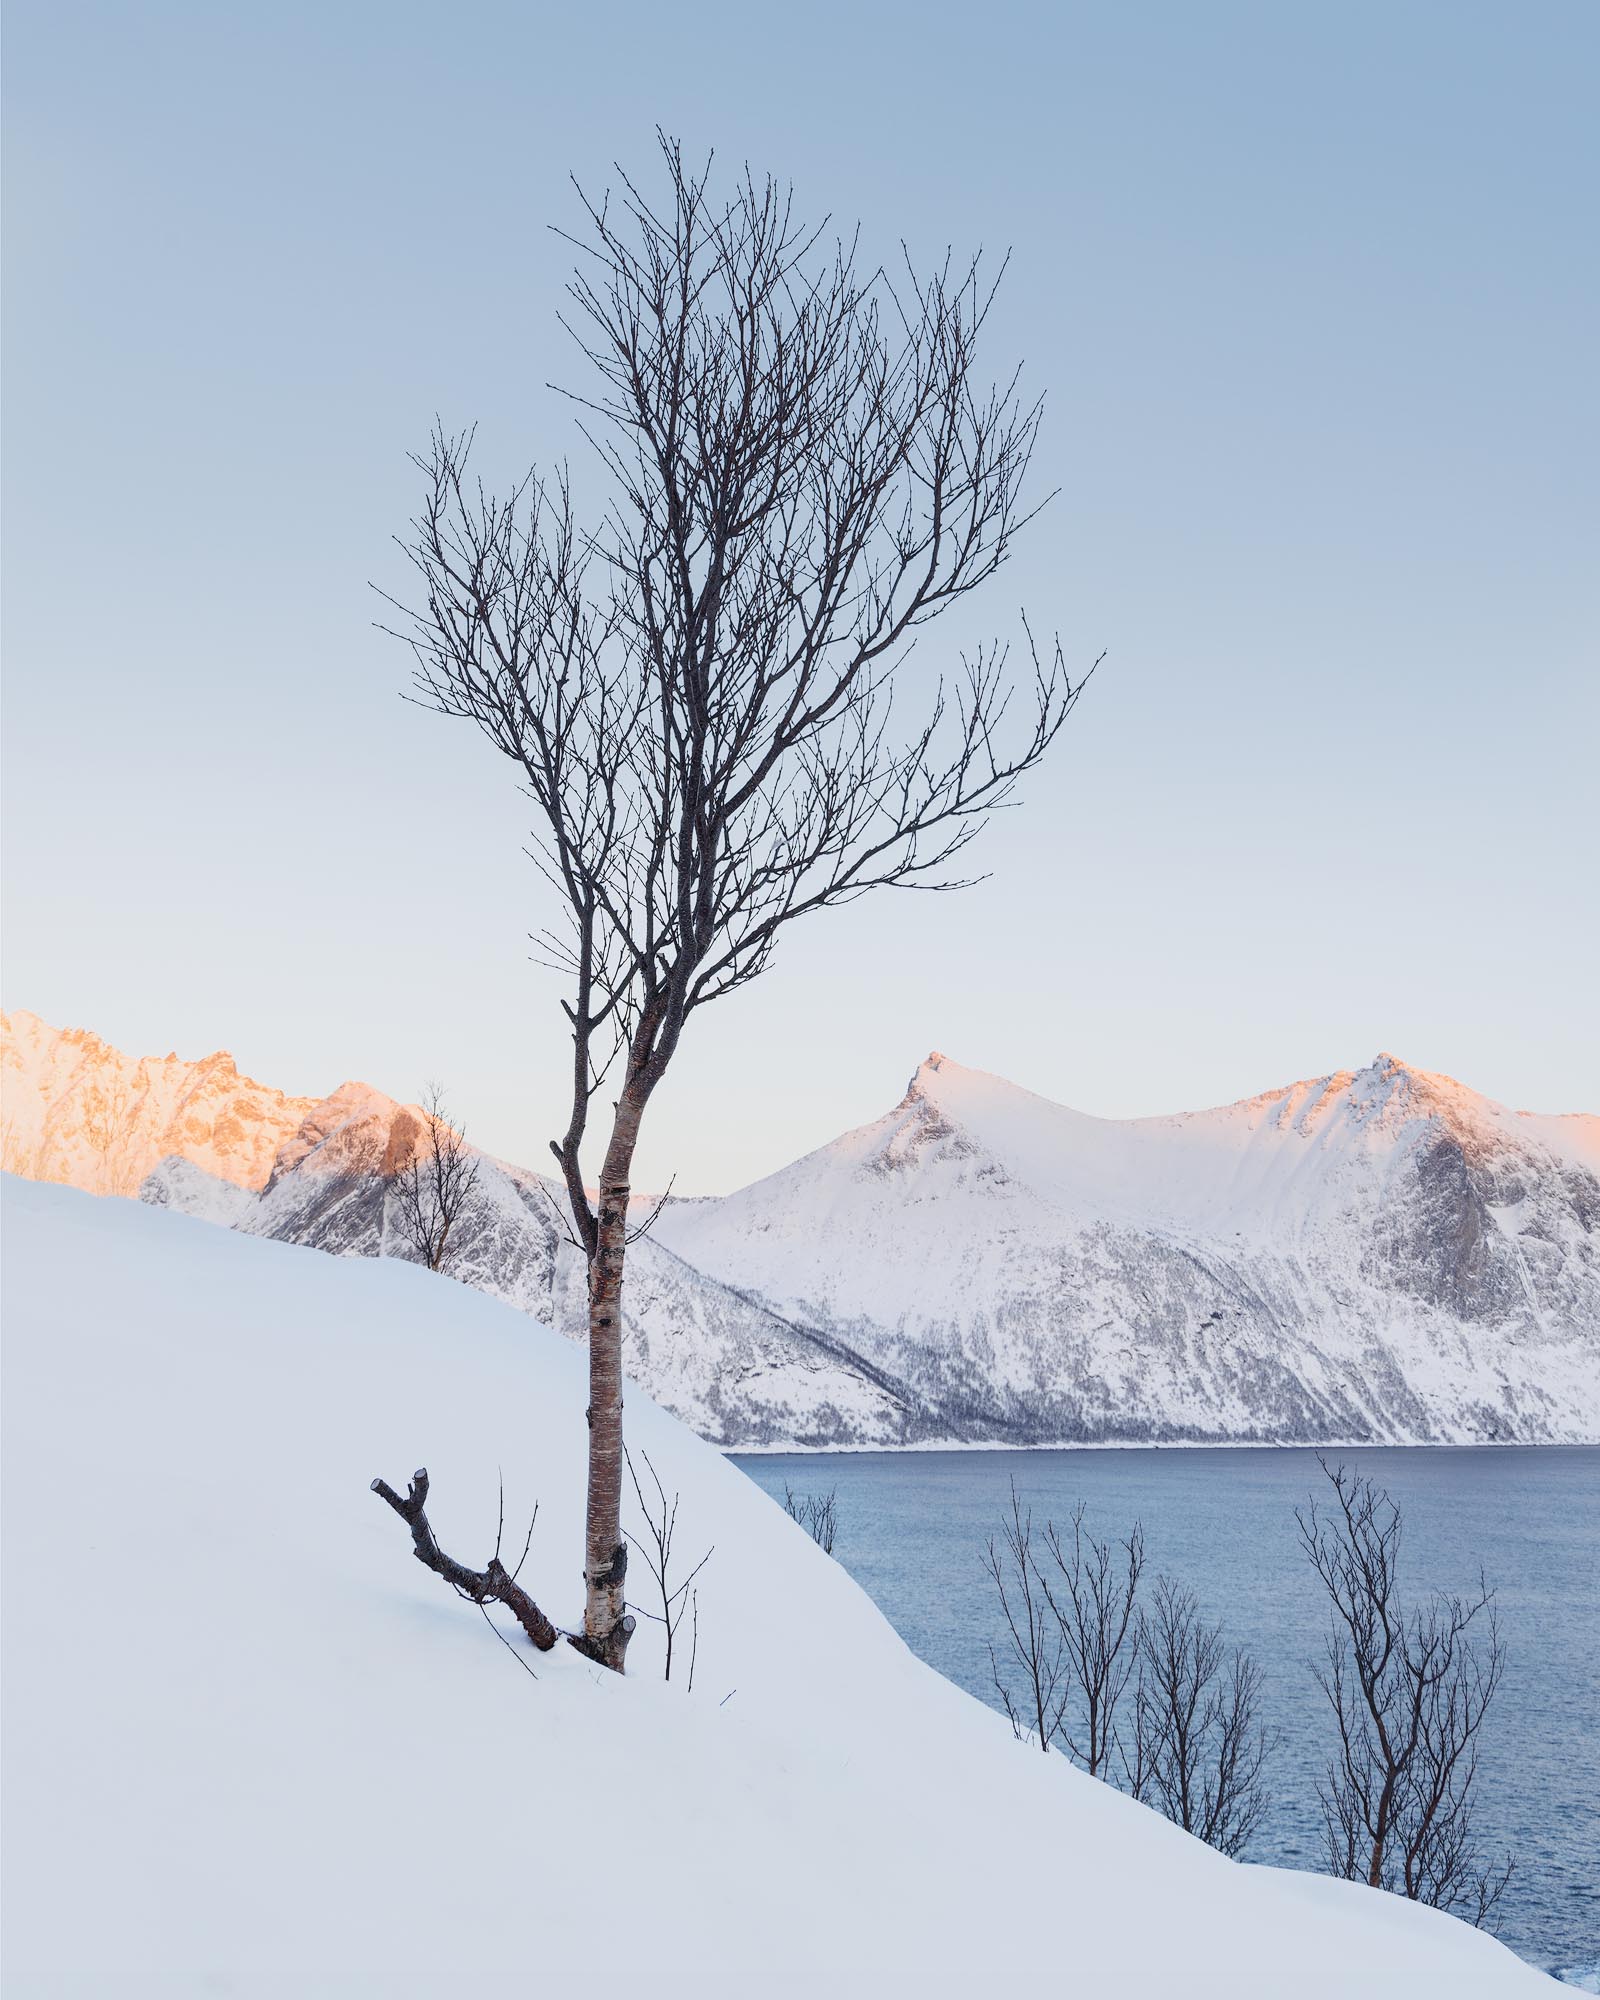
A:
983,1484,1270,1856
1121,1575,1274,1858
1298,1459,1513,1928
782,1485,839,1555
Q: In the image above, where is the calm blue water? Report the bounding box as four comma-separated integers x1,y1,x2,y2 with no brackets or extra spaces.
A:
733,1445,1600,1983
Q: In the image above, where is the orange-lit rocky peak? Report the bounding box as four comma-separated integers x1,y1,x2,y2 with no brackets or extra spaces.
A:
262,1081,407,1186
1,1009,319,1195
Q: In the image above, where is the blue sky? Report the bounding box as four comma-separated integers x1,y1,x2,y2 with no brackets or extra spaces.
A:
4,0,1596,1191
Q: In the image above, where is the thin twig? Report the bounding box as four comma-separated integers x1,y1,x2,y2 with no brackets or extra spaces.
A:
477,1602,542,1683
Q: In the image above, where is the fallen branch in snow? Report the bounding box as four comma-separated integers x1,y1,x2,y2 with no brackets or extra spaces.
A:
370,1467,559,1652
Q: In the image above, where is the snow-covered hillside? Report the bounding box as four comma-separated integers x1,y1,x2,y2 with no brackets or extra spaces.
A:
144,1074,917,1448
1,1177,1557,1996
1,1011,911,1446
654,1053,1600,1445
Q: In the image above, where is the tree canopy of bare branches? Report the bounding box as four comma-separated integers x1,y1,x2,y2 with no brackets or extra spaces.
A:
387,1083,484,1275
385,134,1092,1670
1298,1460,1513,1927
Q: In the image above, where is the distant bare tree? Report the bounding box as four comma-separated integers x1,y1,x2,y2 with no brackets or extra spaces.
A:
781,1484,839,1555
624,1447,712,1686
1036,1505,1144,1778
984,1482,1071,1752
1298,1460,1513,1927
1122,1575,1273,1859
388,1083,483,1275
387,133,1093,1669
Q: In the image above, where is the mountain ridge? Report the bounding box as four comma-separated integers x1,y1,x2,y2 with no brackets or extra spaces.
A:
0,1007,320,1194
5,1008,1596,1447
652,1047,1600,1446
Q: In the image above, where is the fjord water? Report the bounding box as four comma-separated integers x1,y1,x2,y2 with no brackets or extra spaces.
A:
733,1445,1599,1982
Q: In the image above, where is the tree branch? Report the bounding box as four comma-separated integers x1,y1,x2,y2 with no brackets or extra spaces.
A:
371,1468,560,1652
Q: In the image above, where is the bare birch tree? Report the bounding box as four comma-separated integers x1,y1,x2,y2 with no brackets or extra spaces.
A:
1298,1460,1513,1926
387,1083,483,1275
385,135,1092,1669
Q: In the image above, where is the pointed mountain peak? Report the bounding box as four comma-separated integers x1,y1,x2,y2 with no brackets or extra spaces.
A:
1332,1051,1502,1140
313,1078,394,1114
904,1050,964,1104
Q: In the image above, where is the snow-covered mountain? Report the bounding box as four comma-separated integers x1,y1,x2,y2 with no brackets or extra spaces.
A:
0,1007,317,1194
7,1010,1596,1447
652,1052,1600,1446
146,1081,916,1449
2,1010,913,1447
3,1177,1558,1995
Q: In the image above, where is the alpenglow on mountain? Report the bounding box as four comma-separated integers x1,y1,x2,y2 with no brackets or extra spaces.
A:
0,1010,907,1447
4,1010,1596,1448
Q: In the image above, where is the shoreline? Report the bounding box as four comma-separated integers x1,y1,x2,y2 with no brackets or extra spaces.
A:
723,1435,1599,1458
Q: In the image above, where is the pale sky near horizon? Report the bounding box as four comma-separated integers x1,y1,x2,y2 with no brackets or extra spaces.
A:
4,0,1596,1194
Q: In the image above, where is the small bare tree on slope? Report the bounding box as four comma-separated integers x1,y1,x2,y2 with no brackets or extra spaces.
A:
782,1485,840,1554
1122,1576,1273,1859
984,1482,1071,1751
1037,1504,1144,1778
1298,1459,1513,1927
384,134,1094,1671
388,1083,483,1275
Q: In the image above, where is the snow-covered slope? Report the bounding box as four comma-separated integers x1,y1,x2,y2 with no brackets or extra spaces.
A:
0,1007,316,1194
3,1011,911,1446
0,1178,1557,1996
144,1076,917,1449
653,1053,1600,1445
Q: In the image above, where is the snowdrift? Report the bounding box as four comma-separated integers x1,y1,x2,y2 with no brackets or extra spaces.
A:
1,1178,1556,1996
